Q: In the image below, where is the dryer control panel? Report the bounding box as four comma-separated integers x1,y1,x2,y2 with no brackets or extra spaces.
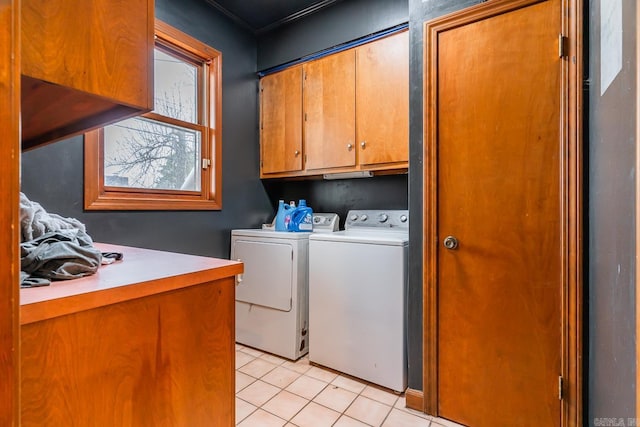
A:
312,213,340,232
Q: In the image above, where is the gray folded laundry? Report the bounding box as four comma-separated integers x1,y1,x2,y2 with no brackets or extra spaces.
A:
20,229,102,288
19,192,86,242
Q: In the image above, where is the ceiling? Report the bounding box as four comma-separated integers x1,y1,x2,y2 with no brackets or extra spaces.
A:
204,0,340,34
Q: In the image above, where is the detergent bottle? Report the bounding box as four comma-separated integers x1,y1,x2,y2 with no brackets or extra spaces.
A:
274,200,287,231
289,199,313,232
283,201,296,231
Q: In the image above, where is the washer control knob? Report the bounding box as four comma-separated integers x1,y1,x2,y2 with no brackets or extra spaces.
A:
378,214,389,223
350,214,359,221
400,215,408,223
360,214,368,221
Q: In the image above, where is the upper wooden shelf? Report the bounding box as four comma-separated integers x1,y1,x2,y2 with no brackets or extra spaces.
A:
20,243,243,325
20,0,155,150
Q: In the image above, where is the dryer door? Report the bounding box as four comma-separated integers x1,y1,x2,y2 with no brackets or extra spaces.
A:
234,239,293,311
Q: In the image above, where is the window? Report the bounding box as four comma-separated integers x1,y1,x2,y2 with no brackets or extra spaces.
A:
84,20,222,210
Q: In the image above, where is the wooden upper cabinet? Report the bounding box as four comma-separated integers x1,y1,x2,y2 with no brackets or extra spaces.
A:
303,50,356,171
20,0,154,150
258,30,408,178
260,65,303,175
356,31,409,166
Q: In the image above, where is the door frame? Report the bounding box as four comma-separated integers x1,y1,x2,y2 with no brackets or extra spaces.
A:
422,0,583,425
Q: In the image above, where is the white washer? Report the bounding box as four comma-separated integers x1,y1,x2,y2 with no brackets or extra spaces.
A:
308,210,408,392
231,213,339,360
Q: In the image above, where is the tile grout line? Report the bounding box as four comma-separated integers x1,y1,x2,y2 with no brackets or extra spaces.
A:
236,348,433,426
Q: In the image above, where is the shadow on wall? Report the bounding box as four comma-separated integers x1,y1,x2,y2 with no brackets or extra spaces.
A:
262,174,409,229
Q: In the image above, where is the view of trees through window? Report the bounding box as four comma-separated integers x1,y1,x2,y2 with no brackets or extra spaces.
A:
103,47,202,192
84,20,221,211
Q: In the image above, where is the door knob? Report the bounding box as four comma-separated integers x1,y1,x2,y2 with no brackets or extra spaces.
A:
443,236,458,250
347,143,353,151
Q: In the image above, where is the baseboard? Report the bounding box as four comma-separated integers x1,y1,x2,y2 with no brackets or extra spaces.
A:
404,388,425,412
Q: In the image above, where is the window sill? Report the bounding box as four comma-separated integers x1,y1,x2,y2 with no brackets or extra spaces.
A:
84,194,222,211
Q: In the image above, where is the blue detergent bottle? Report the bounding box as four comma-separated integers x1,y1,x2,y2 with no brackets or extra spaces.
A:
290,199,313,232
274,200,287,231
283,201,296,231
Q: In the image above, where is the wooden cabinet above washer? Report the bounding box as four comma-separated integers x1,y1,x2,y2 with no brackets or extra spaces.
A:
259,30,408,179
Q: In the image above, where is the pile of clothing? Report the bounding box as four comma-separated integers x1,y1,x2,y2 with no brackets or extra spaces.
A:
20,193,102,288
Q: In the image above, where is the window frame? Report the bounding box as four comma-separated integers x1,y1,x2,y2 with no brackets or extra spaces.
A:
84,20,222,211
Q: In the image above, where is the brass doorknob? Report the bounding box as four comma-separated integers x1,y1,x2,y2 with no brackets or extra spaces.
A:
443,236,458,250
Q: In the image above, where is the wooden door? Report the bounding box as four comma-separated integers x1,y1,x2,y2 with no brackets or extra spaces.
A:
356,31,409,166
303,50,356,170
425,1,570,426
260,65,303,175
0,0,20,426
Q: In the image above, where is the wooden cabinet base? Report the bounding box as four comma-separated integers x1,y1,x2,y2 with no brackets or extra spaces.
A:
21,278,235,427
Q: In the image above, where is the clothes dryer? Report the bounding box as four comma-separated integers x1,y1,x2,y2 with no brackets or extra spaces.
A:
231,213,338,360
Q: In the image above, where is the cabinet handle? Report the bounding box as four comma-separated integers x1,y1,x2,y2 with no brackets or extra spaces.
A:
294,150,300,156
361,141,366,149
347,143,353,151
236,259,242,285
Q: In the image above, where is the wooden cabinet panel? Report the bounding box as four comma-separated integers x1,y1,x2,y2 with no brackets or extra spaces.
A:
0,1,19,426
20,244,240,426
357,31,409,165
21,0,154,150
261,65,303,175
21,278,235,427
259,31,408,178
303,50,356,170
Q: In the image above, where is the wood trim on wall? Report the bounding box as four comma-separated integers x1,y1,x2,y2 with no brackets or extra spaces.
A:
422,0,582,424
563,0,583,425
0,0,20,425
404,388,424,413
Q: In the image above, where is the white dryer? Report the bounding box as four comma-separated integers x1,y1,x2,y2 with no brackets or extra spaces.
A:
231,213,338,360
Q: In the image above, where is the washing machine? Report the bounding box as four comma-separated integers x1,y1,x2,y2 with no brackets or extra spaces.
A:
308,210,408,392
231,213,339,360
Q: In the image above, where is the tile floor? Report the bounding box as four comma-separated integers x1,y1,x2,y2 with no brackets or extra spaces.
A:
235,343,464,427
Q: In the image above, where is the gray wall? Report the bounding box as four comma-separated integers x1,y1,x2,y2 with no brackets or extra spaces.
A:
258,0,408,71
21,0,272,258
588,0,637,423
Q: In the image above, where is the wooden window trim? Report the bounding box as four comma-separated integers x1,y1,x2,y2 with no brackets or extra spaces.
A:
84,19,222,211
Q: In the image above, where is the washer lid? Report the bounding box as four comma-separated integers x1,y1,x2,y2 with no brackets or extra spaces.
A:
309,229,408,246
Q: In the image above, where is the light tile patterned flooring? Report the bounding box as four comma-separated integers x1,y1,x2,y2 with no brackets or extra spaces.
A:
235,343,463,427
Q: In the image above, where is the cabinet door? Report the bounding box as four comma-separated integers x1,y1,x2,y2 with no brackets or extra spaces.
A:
260,66,303,175
21,0,153,107
356,31,409,166
303,50,356,170
21,0,154,149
